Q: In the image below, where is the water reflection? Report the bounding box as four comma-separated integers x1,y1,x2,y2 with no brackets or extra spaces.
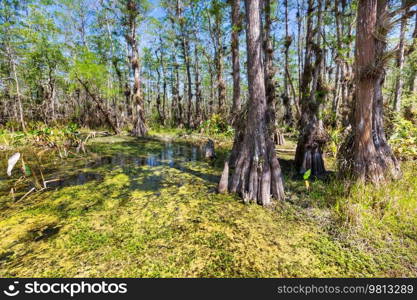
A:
88,142,204,169
0,140,209,196
47,172,104,188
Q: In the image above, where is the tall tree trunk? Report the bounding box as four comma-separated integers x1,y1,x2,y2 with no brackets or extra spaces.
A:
208,68,214,117
333,0,342,120
176,62,184,127
393,1,408,112
155,51,163,124
211,1,226,116
216,51,226,116
158,36,167,125
183,39,193,128
229,0,244,166
264,0,281,144
296,0,303,104
10,50,25,131
294,0,327,177
230,0,242,122
176,0,193,128
352,0,383,183
219,0,285,206
126,0,147,137
170,57,179,125
283,0,294,127
343,0,400,183
162,73,167,124
372,0,401,179
194,43,202,127
407,13,417,93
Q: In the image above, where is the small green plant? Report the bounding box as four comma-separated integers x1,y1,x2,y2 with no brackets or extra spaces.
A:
326,128,342,158
63,123,79,134
303,169,312,190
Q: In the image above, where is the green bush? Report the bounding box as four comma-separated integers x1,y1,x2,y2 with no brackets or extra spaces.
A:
389,117,417,160
198,114,234,137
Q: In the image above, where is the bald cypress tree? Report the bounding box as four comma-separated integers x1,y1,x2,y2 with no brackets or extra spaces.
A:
340,0,401,183
219,0,285,206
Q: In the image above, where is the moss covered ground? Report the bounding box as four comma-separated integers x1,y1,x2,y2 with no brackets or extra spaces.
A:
0,131,416,277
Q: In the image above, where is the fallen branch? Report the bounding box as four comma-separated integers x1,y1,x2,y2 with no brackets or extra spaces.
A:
17,187,35,202
43,178,60,189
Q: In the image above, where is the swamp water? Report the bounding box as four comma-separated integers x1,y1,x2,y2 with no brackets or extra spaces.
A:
0,137,220,198
0,136,411,277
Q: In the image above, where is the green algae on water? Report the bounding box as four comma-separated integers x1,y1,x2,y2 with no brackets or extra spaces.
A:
0,135,416,277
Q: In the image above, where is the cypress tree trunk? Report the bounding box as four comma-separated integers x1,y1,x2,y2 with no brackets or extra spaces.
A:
341,0,401,183
216,46,226,116
228,0,243,166
155,62,163,124
283,0,294,127
264,0,282,146
212,1,226,116
194,43,202,127
294,0,327,177
126,0,147,137
372,0,401,179
160,37,167,124
407,13,417,93
170,58,178,125
393,0,408,113
8,47,26,131
352,0,383,183
177,0,193,128
219,0,285,206
231,0,242,119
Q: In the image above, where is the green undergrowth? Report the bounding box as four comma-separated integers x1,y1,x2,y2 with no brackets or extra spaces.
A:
148,127,234,149
0,133,416,277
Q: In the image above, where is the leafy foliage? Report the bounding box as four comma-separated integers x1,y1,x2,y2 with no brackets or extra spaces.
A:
198,114,234,137
389,117,417,160
325,127,342,158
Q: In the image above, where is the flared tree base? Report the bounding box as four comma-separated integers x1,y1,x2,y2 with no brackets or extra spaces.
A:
338,128,401,184
295,123,327,177
131,116,147,137
220,127,285,206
